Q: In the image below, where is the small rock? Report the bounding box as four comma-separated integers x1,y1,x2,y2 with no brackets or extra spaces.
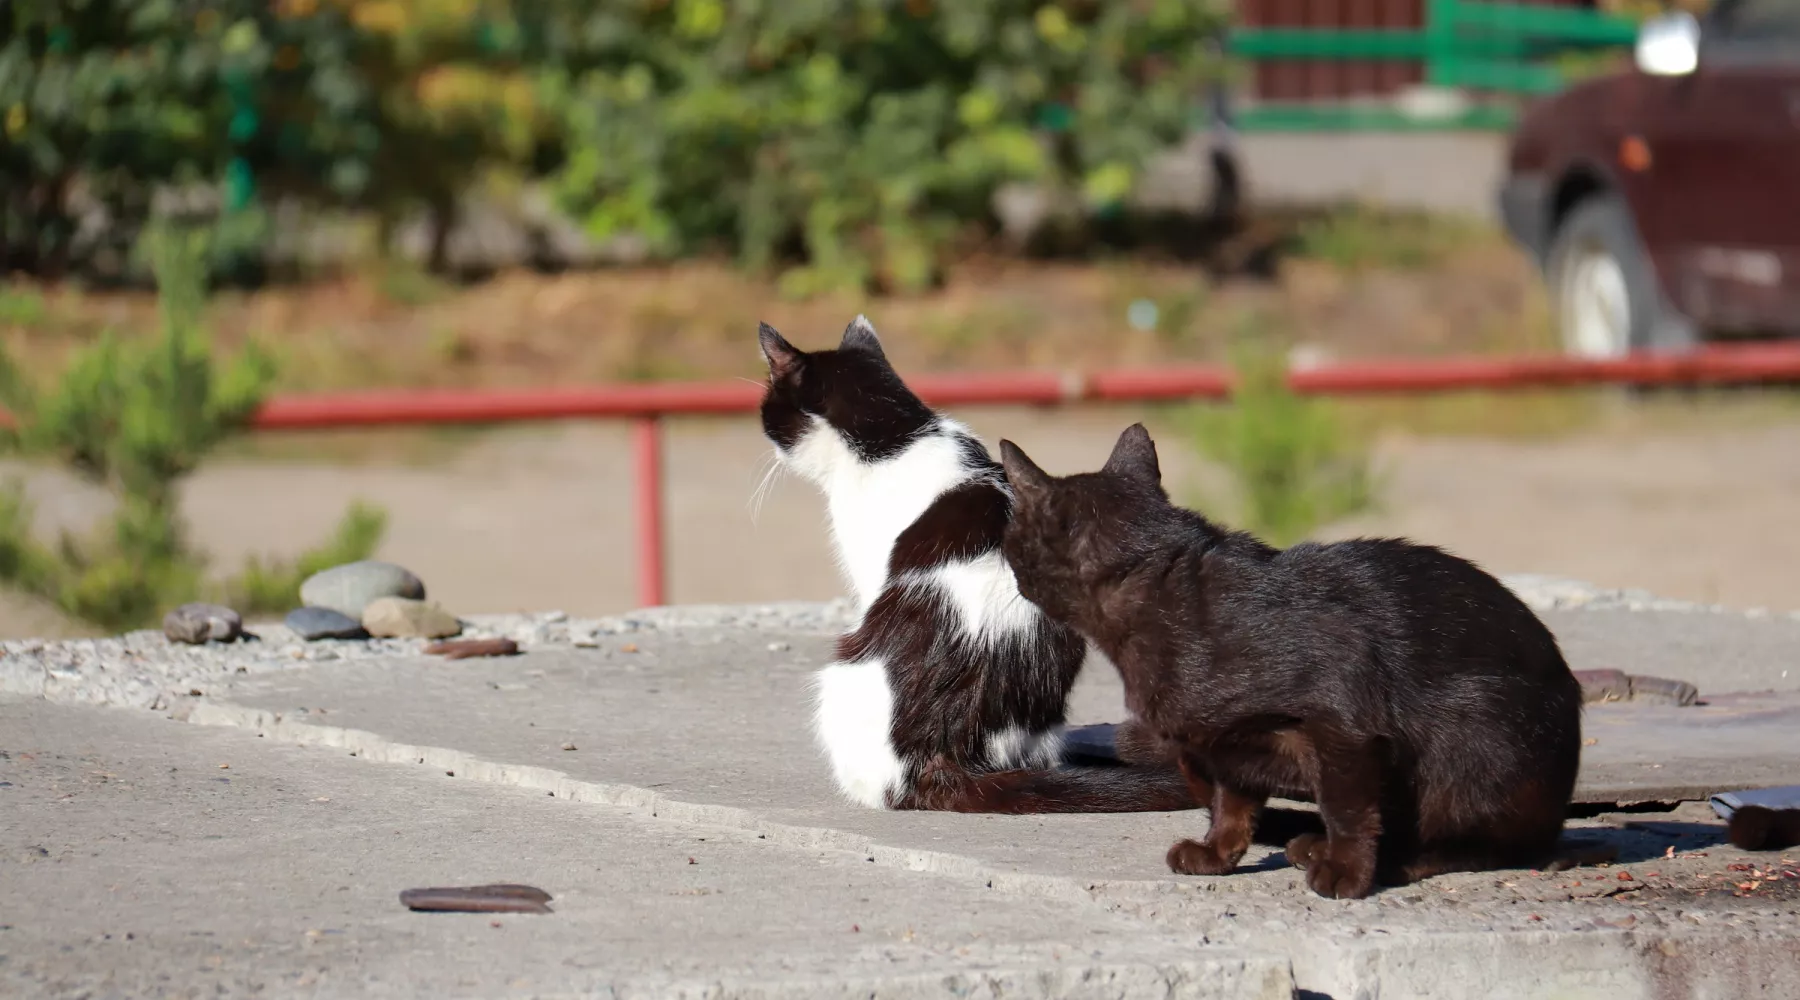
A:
1573,668,1630,704
399,884,552,914
424,637,519,660
363,597,462,639
766,641,790,653
1628,675,1700,707
286,607,371,641
561,742,577,751
299,561,426,619
163,603,243,644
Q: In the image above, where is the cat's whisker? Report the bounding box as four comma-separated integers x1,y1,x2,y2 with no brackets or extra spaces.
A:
748,451,784,522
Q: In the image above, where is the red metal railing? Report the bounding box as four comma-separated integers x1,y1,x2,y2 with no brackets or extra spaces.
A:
1,345,1792,606
226,342,1800,607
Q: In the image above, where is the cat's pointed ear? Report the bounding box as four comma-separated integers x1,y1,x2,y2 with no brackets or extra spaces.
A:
999,439,1052,505
840,314,887,362
1103,423,1162,486
759,322,803,381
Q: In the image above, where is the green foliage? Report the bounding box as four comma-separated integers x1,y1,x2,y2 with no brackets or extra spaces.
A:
9,230,275,507
537,1,1226,292
374,258,452,307
0,227,385,632
1291,205,1486,272
221,501,387,615
0,1,226,274
0,286,49,327
1178,340,1376,547
4,2,1226,288
1,0,551,277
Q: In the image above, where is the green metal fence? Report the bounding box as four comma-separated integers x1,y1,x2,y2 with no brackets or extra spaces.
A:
1227,0,1642,131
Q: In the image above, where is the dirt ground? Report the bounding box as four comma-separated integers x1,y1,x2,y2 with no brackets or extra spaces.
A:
7,397,1799,639
1,234,1545,393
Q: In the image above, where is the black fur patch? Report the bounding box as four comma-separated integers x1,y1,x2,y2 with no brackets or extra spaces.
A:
758,323,936,462
1001,423,1585,895
888,480,1012,575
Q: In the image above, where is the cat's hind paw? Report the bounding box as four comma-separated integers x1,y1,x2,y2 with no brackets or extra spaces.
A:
1284,833,1325,869
1304,856,1375,899
1166,838,1241,876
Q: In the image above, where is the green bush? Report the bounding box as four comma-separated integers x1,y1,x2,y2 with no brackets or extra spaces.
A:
0,227,384,632
538,0,1224,292
0,1,225,276
4,2,1224,288
1176,339,1376,547
1,0,548,279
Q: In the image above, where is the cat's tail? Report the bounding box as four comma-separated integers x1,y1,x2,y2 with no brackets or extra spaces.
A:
915,763,1325,845
949,763,1197,813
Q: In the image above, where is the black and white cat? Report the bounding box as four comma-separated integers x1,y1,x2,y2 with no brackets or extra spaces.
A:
756,316,1198,813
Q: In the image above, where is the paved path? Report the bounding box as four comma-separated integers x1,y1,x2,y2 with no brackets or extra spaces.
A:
11,410,1800,641
4,595,1798,998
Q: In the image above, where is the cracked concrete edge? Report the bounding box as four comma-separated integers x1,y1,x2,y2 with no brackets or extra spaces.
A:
1295,928,1800,1000
174,701,1309,998
177,697,1800,1000
618,955,1297,1000
179,699,1098,906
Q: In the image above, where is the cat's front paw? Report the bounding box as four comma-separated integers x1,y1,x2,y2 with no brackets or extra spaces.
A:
1304,856,1375,899
1166,838,1241,876
1284,833,1325,870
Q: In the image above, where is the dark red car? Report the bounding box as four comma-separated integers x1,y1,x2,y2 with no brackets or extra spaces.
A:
1500,0,1800,357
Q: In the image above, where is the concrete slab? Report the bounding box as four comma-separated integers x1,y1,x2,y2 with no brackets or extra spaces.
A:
0,698,1289,1000
205,626,1800,821
4,590,1799,999
167,670,1800,997
1538,607,1800,696
7,685,1799,1000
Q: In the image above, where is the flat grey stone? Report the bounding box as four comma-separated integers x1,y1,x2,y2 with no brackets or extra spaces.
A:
161,603,242,644
299,560,425,619
285,606,369,641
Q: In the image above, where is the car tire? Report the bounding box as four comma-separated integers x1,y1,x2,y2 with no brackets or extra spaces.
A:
1545,194,1697,358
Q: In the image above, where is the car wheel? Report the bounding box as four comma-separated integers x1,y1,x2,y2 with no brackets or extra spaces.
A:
1546,194,1696,358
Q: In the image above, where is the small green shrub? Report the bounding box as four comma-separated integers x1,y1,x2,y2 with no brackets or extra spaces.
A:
0,227,386,632
1176,340,1376,547
375,259,452,307
1292,205,1486,272
0,286,49,327
222,501,388,616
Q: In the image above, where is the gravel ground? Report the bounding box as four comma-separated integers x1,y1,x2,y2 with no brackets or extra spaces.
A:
0,598,854,710
1,576,1792,713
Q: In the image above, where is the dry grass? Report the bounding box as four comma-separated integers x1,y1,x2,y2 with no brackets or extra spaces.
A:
0,228,1552,395
14,212,1790,469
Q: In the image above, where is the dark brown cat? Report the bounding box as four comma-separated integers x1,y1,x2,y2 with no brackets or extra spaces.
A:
997,423,1585,899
